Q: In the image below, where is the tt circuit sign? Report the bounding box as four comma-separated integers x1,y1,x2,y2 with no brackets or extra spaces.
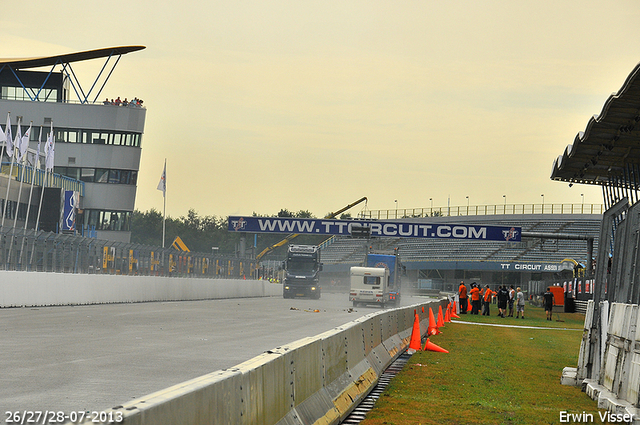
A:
228,216,521,242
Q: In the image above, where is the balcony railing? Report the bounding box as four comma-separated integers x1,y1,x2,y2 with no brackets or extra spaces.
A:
358,203,604,220
1,162,84,196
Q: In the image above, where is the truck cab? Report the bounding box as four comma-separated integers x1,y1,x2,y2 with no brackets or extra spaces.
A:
283,244,322,299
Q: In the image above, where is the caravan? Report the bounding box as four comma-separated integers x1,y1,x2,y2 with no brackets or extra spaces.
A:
349,265,400,307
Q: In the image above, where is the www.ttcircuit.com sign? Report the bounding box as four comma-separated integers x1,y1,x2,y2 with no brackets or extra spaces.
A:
228,216,521,242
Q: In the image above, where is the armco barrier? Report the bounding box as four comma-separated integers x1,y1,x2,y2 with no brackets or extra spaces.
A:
75,300,446,425
0,271,281,307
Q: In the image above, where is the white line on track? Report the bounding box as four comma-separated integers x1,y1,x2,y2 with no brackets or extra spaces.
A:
451,320,583,331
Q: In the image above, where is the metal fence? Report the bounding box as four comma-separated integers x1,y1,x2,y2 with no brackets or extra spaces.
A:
0,226,265,279
361,203,604,219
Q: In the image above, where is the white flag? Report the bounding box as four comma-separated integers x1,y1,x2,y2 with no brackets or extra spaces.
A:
29,126,43,168
18,122,32,163
13,118,22,161
45,123,55,171
5,114,13,158
157,160,166,197
0,113,6,144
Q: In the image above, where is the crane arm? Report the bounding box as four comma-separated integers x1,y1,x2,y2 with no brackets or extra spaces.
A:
255,197,368,261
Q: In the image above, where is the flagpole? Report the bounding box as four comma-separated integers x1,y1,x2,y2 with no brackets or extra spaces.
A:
1,117,19,228
24,126,41,230
162,158,166,248
31,122,53,269
0,112,9,173
12,121,31,229
8,121,31,267
20,126,42,268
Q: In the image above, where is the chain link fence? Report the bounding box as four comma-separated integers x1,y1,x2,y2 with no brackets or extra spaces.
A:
0,227,267,279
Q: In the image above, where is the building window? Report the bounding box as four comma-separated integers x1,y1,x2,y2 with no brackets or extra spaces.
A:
55,167,138,185
53,127,141,147
83,209,131,232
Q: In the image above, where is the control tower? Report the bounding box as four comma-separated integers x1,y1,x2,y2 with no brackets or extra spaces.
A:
0,46,146,242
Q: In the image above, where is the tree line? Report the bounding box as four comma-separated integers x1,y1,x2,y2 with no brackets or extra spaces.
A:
131,208,351,258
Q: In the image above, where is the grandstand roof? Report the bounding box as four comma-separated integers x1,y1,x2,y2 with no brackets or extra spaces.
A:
0,46,145,69
551,62,640,190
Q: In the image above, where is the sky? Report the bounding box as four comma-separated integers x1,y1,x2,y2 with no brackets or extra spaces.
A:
2,1,640,219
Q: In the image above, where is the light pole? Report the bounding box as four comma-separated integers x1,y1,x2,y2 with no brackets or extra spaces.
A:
394,199,398,218
581,193,584,204
503,195,506,205
466,196,469,206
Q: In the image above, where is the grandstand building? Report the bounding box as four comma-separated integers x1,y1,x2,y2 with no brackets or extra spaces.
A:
0,46,146,242
320,210,602,297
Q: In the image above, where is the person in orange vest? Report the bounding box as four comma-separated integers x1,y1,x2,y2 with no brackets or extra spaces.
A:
458,281,468,314
482,285,495,316
469,283,481,315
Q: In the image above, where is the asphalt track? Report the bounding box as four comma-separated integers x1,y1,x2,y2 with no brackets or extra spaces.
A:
0,290,433,422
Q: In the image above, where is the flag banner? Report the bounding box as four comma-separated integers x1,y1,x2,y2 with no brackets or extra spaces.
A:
227,216,522,241
62,190,78,231
5,114,13,157
13,120,23,162
32,126,43,169
0,113,7,144
18,122,32,162
45,126,55,171
157,161,166,196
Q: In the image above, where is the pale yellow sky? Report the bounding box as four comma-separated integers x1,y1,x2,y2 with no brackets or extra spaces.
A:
2,1,639,218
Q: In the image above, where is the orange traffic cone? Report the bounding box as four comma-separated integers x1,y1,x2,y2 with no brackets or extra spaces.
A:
437,306,445,327
450,301,460,319
467,297,472,312
428,307,440,335
424,338,449,353
408,313,422,354
445,308,451,323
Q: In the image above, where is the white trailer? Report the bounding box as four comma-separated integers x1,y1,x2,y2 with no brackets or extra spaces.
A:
349,266,400,307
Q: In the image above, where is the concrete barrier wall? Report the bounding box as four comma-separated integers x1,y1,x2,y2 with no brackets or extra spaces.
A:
84,300,446,425
0,271,281,307
571,301,640,422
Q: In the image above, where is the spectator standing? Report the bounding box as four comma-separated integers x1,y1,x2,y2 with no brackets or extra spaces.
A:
482,285,494,316
508,285,515,317
543,287,555,321
459,281,468,314
516,287,525,319
496,285,509,318
469,283,481,315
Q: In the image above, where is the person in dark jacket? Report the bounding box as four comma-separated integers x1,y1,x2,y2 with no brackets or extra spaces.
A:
543,287,555,321
496,285,509,318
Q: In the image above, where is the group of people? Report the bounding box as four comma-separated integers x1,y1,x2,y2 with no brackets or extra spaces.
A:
103,96,144,107
458,281,526,319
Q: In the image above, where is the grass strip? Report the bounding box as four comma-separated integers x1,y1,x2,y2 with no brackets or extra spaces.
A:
361,304,604,425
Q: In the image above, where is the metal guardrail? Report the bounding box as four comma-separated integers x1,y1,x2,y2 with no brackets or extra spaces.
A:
0,227,262,279
359,203,604,219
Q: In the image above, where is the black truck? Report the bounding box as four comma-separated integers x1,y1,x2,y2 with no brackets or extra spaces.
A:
282,244,322,299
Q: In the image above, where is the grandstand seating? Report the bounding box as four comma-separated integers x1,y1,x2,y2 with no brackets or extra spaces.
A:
320,215,602,266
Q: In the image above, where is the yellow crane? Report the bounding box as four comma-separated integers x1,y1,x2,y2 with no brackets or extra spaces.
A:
255,197,368,261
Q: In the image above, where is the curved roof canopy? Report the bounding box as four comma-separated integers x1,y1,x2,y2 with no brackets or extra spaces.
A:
0,46,145,70
0,46,145,104
551,62,640,189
